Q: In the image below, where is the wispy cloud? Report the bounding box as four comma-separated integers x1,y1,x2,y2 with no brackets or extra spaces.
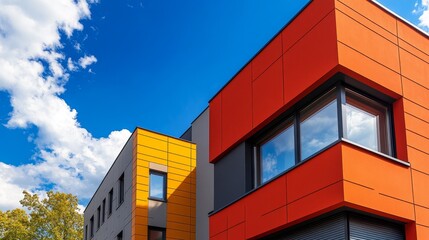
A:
413,0,429,31
78,55,97,69
0,0,130,210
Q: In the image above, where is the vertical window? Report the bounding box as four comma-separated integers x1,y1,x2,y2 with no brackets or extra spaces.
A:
300,89,338,160
117,231,123,240
102,198,106,224
148,227,166,240
343,89,391,155
118,173,125,206
258,118,295,184
90,216,94,238
96,206,101,230
85,225,88,240
108,188,113,215
149,171,166,201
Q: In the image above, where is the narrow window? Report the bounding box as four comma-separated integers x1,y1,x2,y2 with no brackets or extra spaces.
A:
343,89,391,155
90,216,94,238
108,188,113,215
149,171,166,201
148,227,166,240
300,89,338,160
117,231,123,240
96,206,101,230
258,118,295,184
85,225,88,240
118,173,125,206
102,198,106,224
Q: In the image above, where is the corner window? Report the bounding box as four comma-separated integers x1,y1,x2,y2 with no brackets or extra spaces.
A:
149,171,166,201
255,84,393,185
118,173,125,206
148,227,166,240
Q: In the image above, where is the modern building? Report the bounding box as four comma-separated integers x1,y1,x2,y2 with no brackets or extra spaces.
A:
85,0,428,239
206,0,429,239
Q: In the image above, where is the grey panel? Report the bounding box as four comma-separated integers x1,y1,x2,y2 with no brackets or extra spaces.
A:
214,142,252,211
148,200,167,228
191,109,214,240
349,215,404,240
180,127,192,141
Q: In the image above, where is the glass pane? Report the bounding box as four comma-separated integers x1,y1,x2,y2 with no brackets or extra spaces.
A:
300,90,338,160
149,229,164,240
260,121,295,184
150,172,165,200
344,89,390,154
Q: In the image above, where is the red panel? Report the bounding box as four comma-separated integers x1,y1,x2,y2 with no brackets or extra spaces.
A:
210,231,227,240
209,210,228,237
252,58,284,127
221,65,253,152
245,176,287,239
228,223,245,240
282,0,335,52
252,35,282,80
393,99,408,161
209,94,222,162
283,11,339,106
287,181,344,223
287,144,343,203
226,201,245,227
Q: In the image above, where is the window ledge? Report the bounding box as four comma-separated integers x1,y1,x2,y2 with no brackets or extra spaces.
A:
341,138,410,167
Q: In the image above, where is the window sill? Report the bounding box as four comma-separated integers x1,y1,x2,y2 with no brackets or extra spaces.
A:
148,197,167,203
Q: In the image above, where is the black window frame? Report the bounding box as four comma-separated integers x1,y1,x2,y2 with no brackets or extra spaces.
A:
149,170,167,202
85,225,88,240
96,205,101,230
148,226,166,240
108,188,113,216
118,173,125,207
90,216,94,238
254,82,394,186
101,198,106,224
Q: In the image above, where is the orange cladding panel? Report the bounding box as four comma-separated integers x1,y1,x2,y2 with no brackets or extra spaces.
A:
252,58,284,127
252,35,282,80
400,49,429,89
393,99,408,161
209,94,222,162
220,65,252,154
417,225,429,240
283,11,338,106
412,170,429,208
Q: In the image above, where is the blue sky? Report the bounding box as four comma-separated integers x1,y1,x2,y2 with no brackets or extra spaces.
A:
0,0,427,210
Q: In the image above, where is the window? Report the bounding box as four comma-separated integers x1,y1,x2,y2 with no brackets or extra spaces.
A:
85,225,88,240
117,231,123,240
148,227,166,240
101,198,106,224
96,206,101,230
256,84,393,184
118,173,125,206
108,188,113,216
149,171,166,201
90,216,94,238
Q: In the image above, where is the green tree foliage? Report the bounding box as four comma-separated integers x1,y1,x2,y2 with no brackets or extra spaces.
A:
0,191,83,240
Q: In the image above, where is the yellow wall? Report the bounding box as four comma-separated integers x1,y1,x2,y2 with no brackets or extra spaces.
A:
131,128,196,240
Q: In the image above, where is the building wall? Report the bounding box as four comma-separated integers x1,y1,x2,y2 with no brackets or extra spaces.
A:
83,134,135,240
132,128,196,240
208,0,428,239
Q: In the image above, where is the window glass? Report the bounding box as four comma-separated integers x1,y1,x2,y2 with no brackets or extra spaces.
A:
108,188,113,215
90,216,94,238
300,90,338,160
117,231,123,240
101,198,105,224
149,227,165,240
344,89,390,154
149,171,166,201
119,173,124,205
259,119,295,184
97,206,100,230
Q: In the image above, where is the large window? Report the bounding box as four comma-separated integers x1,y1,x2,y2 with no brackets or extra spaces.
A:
149,171,166,201
148,227,166,240
256,84,393,184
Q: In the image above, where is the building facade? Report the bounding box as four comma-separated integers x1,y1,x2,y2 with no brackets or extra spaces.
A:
207,0,429,239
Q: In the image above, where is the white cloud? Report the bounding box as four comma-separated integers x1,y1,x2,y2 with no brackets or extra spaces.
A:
78,55,97,69
67,57,77,71
0,0,131,210
414,0,429,30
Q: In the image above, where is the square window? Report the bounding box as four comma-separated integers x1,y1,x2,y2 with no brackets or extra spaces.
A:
149,171,166,201
148,227,166,240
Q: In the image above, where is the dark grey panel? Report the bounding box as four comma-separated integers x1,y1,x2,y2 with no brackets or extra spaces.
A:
214,142,252,211
349,215,404,240
180,127,192,141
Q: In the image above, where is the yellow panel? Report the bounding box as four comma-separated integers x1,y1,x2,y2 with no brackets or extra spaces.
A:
167,173,190,182
191,149,196,159
168,137,192,148
135,189,148,200
134,223,148,236
168,195,191,207
168,160,191,171
191,143,196,150
167,221,191,231
133,207,148,217
134,216,148,226
166,229,191,240
135,183,148,191
135,165,149,176
137,153,167,166
137,129,168,141
168,179,191,192
137,145,167,159
168,153,191,166
136,175,149,185
167,213,191,225
137,134,168,151
135,199,148,208
167,203,191,216
167,167,191,177
168,143,191,158
167,188,191,199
